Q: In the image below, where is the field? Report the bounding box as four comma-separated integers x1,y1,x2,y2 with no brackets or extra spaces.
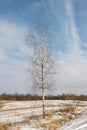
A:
0,100,87,130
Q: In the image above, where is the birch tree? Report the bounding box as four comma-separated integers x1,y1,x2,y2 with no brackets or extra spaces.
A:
27,25,55,118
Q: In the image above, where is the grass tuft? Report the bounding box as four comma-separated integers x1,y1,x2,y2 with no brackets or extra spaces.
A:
0,123,12,130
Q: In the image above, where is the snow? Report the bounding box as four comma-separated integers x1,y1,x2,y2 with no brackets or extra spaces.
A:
3,100,70,110
0,100,72,123
0,100,87,130
58,109,87,130
13,125,38,130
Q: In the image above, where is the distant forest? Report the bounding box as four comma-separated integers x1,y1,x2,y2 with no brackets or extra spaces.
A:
0,93,87,101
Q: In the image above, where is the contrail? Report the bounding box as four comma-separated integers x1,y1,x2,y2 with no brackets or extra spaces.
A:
65,0,81,54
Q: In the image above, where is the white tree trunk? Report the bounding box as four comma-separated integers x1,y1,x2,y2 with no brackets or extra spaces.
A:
42,64,45,118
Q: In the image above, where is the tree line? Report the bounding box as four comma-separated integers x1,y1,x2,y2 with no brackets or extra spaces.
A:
0,93,87,101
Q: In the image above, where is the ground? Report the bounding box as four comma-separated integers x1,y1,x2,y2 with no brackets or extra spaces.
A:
0,100,87,130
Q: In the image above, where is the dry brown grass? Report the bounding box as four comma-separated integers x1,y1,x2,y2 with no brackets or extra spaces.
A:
61,114,70,122
0,101,6,110
50,119,63,128
23,106,77,130
23,116,31,125
48,115,69,130
28,112,70,130
40,122,48,129
48,124,58,130
60,104,77,114
0,101,78,130
0,103,3,108
0,122,12,130
29,114,42,120
45,111,54,119
12,122,21,130
0,122,21,130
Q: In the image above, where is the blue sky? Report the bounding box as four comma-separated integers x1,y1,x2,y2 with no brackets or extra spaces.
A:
0,0,87,95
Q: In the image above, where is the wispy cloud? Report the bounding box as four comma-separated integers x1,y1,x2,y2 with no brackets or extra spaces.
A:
0,19,30,94
65,0,81,54
47,0,87,95
0,19,31,61
54,0,87,94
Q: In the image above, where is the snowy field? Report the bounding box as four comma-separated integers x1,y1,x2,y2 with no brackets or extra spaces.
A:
0,100,87,130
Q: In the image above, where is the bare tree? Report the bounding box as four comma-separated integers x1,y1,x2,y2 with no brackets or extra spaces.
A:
27,24,55,118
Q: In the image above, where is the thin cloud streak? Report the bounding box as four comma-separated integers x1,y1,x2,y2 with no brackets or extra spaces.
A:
65,0,81,54
55,0,87,94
